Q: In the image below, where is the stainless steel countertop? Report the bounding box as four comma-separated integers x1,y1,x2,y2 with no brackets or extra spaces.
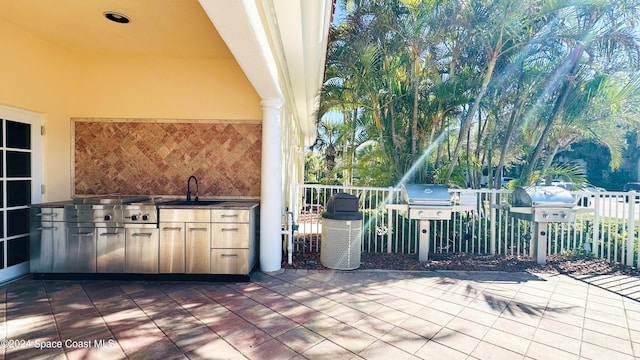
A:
31,199,259,210
156,201,259,210
30,200,73,208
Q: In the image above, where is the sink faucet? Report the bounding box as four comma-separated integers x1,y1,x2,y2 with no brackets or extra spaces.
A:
187,175,199,202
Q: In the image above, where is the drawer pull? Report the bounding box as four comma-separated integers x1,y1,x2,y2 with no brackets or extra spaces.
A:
220,254,239,258
221,228,239,232
221,214,239,218
99,232,120,237
37,226,58,231
132,232,153,237
71,232,94,236
37,213,58,217
162,227,182,231
188,227,208,232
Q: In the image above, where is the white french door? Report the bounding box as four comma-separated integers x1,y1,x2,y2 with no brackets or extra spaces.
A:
0,105,43,283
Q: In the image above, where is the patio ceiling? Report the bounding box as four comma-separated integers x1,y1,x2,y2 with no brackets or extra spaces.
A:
0,0,332,146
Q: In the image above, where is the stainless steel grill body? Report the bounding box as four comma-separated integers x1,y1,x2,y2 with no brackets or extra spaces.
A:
60,196,159,273
510,186,590,265
511,186,577,223
400,184,456,262
401,184,453,220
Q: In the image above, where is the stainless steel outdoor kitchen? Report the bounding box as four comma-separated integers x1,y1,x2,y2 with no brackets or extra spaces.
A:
510,185,593,264
30,194,259,281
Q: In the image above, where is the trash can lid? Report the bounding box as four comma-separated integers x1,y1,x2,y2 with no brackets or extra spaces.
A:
323,192,362,220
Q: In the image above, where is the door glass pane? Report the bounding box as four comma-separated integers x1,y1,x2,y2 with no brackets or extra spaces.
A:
7,208,29,237
0,211,4,238
0,241,4,269
0,150,3,177
6,120,30,149
7,180,30,207
6,151,30,177
0,119,3,146
7,236,29,266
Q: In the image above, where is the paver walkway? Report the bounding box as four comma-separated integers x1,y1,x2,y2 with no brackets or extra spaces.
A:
1,269,640,359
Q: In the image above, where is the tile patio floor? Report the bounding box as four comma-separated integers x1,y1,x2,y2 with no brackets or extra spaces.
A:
2,269,640,360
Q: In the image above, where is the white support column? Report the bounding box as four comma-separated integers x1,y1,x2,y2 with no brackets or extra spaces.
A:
260,98,284,273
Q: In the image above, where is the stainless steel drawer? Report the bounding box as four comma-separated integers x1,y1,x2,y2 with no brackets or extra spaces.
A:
210,249,249,274
160,209,210,222
211,209,249,223
211,223,249,248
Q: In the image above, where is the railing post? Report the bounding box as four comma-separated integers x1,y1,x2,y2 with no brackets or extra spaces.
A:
627,196,636,266
490,189,496,255
591,192,600,257
387,207,392,254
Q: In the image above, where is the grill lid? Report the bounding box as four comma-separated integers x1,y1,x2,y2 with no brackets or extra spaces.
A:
402,184,451,206
513,186,575,208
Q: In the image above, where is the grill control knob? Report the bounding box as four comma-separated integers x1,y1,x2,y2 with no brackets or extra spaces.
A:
542,212,549,219
437,211,443,217
561,213,567,219
131,215,139,221
142,214,149,221
104,214,112,221
418,210,425,217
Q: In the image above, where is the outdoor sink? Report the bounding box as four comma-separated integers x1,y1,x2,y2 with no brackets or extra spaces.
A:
163,200,224,206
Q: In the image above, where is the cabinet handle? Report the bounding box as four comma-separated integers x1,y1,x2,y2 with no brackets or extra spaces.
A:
188,227,208,232
221,228,239,232
162,227,182,231
71,232,94,236
221,214,239,218
132,233,153,237
37,226,58,231
220,254,239,258
37,213,58,218
99,232,120,237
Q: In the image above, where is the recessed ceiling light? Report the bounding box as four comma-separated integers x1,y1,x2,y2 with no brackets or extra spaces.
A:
104,11,130,24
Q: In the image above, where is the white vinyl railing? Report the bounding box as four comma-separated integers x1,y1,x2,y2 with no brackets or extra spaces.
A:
292,184,640,269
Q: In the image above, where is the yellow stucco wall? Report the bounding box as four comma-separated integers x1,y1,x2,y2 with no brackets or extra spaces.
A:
71,55,261,120
0,18,261,201
0,19,73,201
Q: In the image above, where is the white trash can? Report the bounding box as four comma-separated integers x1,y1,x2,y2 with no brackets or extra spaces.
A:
320,193,362,270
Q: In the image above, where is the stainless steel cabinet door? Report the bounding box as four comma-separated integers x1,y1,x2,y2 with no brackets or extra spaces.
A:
66,224,97,273
186,223,210,274
125,227,159,273
159,223,185,273
96,227,125,273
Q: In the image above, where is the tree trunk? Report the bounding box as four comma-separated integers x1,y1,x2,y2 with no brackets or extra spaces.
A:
444,30,503,184
520,45,585,182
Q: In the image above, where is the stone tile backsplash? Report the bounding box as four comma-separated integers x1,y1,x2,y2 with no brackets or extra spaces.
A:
73,119,261,198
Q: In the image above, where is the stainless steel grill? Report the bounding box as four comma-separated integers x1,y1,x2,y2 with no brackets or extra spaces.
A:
510,186,591,264
511,186,577,223
401,184,453,220
397,184,461,262
63,195,159,273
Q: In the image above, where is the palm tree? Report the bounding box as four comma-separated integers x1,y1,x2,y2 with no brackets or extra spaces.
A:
444,0,541,185
520,0,640,182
